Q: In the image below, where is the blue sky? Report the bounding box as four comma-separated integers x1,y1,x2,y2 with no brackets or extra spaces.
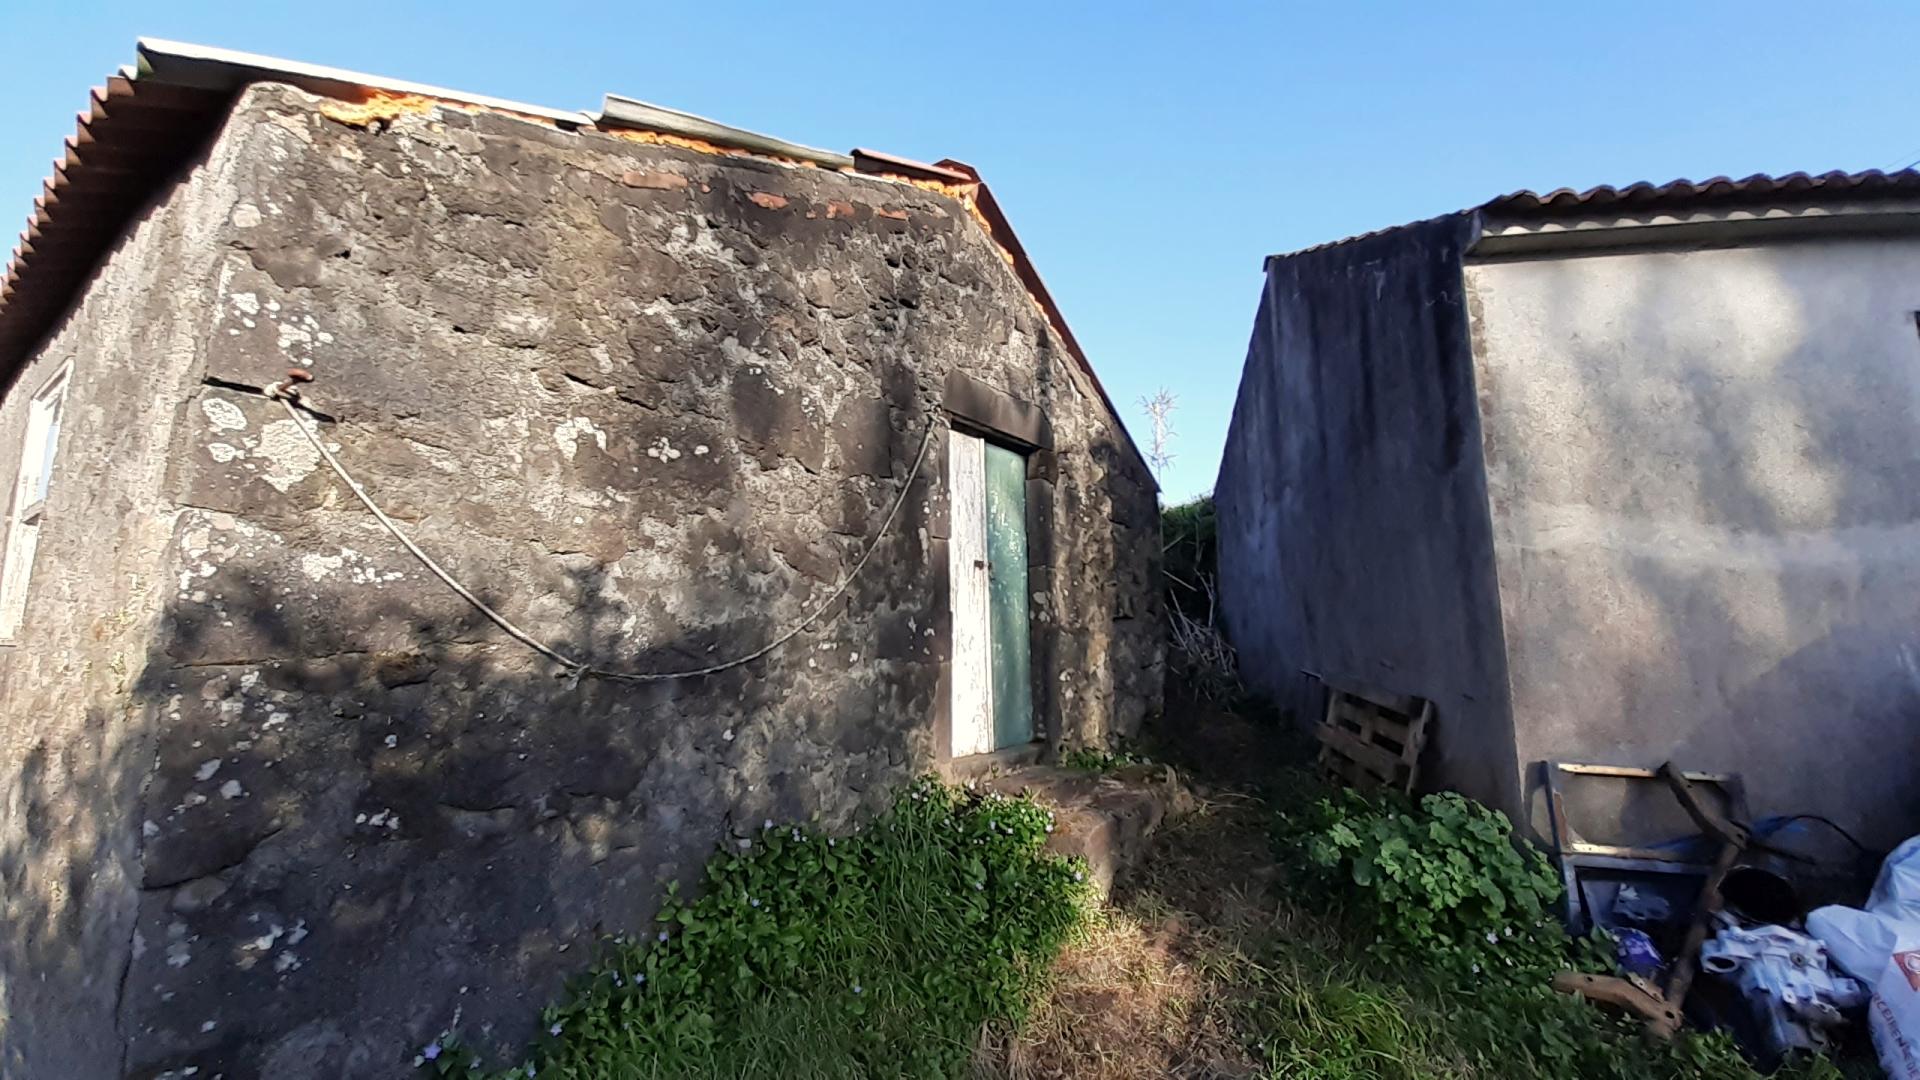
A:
3,3,1916,500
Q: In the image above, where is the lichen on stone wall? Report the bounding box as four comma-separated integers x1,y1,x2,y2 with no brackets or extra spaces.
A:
1,78,1162,1078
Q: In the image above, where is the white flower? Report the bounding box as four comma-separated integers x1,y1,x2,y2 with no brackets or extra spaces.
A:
422,1043,441,1061
852,983,863,995
763,819,774,830
1072,871,1084,883
658,931,669,942
1471,963,1481,974
550,1022,563,1036
1486,932,1499,945
828,837,836,847
749,897,760,908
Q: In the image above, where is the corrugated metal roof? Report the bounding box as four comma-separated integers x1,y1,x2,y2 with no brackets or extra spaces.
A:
0,42,1150,483
1483,168,1920,216
1268,213,1462,263
135,38,593,126
1270,167,1920,264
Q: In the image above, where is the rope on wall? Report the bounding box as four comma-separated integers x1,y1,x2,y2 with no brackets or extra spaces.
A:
264,381,937,684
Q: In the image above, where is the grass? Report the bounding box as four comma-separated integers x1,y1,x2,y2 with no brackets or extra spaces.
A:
991,792,1870,1080
423,778,1093,1079
983,693,1876,1080
429,695,1876,1079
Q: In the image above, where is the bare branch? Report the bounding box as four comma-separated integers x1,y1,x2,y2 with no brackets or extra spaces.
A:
1138,389,1177,478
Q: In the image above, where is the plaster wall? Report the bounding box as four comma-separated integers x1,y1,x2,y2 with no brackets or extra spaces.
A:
1466,235,1920,846
1215,218,1519,812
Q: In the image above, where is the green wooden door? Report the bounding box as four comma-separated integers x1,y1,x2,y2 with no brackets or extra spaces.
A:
983,442,1033,748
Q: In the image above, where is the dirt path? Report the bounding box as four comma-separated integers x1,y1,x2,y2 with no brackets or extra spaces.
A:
975,693,1305,1080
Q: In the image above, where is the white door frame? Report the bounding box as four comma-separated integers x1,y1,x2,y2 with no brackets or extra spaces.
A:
947,428,995,757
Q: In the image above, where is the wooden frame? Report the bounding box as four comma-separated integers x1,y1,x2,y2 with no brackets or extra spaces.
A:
1314,681,1433,796
1542,761,1749,935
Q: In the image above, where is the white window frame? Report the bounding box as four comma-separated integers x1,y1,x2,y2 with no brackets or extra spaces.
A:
0,365,72,639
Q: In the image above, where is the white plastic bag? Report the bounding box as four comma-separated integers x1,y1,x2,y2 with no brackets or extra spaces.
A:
1808,836,1920,1078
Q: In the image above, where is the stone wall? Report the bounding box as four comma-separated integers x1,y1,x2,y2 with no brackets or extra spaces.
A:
0,100,267,1080
34,82,1164,1077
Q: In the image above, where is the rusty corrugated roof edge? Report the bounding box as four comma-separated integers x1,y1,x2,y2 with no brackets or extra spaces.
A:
136,38,593,127
596,94,853,169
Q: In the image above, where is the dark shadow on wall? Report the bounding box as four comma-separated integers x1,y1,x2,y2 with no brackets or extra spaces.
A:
1095,437,1166,742
0,125,241,1080
0,100,1164,1079
0,709,150,1080
1214,219,1520,815
1489,239,1920,849
1,470,930,1078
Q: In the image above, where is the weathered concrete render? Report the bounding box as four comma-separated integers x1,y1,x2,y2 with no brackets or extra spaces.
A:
1466,236,1920,847
1214,218,1520,811
1219,207,1920,851
0,81,1162,1078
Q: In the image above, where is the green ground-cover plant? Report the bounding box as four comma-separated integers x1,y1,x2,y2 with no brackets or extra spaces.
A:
420,776,1092,1079
1279,787,1568,982
1267,781,1859,1080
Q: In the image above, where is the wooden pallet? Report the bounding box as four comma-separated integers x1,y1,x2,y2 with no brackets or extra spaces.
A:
1314,681,1433,796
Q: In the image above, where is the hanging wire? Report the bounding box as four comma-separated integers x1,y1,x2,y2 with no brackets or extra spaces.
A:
265,381,935,683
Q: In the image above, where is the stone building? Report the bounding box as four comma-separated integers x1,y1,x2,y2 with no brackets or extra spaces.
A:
0,41,1162,1078
1216,170,1920,852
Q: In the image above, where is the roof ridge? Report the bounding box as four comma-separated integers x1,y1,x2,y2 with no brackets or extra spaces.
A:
0,39,1153,482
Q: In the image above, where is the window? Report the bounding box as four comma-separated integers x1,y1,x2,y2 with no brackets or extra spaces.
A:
0,367,71,637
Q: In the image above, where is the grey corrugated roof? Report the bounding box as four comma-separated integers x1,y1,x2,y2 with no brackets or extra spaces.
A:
1268,167,1920,263
1484,168,1920,216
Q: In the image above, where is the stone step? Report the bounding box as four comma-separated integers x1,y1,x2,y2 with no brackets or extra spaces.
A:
982,764,1193,898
